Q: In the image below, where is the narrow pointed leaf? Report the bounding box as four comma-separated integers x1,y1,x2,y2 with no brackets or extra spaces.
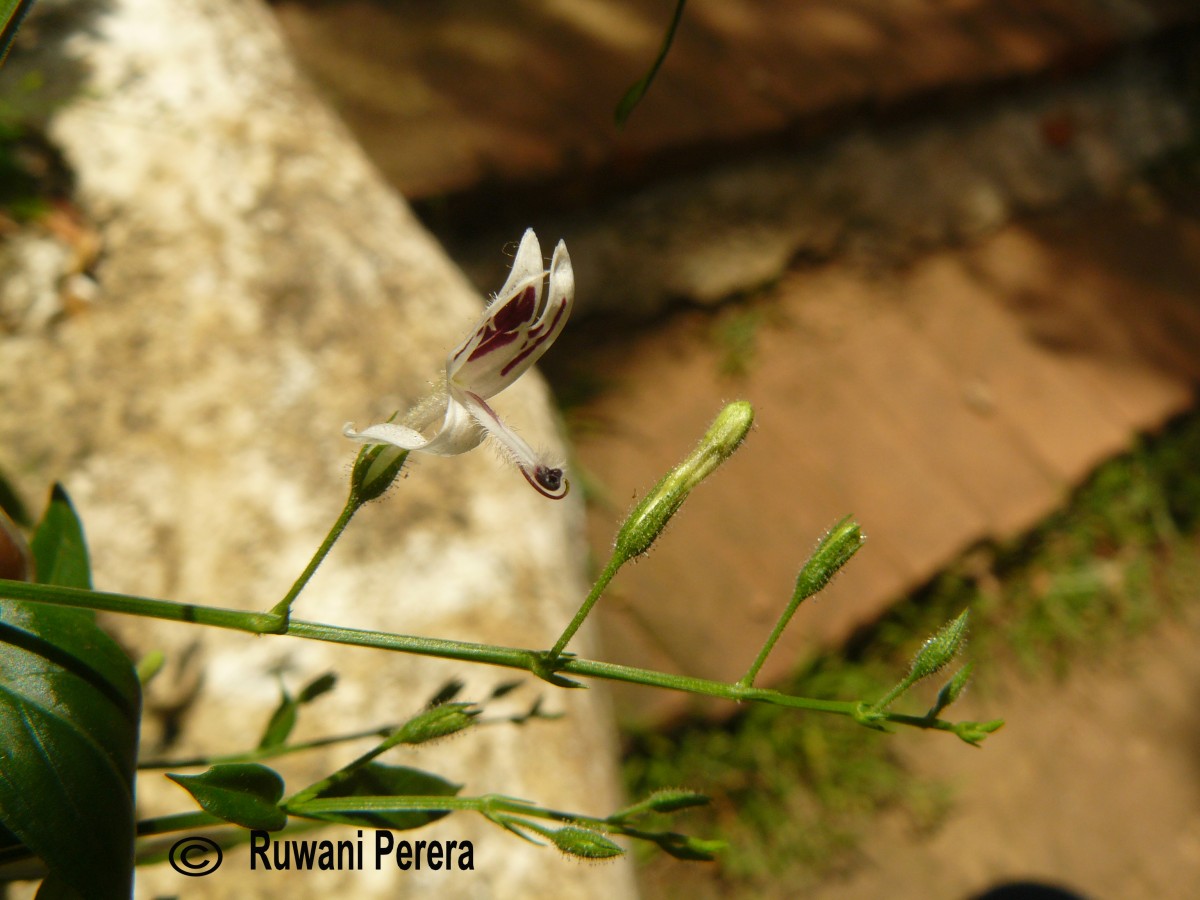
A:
258,690,297,749
615,0,688,126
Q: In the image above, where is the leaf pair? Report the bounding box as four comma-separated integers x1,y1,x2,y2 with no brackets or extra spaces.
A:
170,761,458,834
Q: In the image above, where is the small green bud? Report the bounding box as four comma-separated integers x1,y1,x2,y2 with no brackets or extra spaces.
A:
612,789,710,822
642,789,710,814
395,702,478,745
549,825,623,860
909,609,970,682
652,832,727,861
351,442,409,503
929,662,974,718
793,517,865,602
612,401,753,563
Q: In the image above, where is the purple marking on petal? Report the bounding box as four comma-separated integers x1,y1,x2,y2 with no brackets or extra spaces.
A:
468,328,522,361
499,301,567,377
492,286,537,332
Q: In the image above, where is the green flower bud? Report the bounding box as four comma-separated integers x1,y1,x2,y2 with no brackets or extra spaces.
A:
909,609,970,682
929,662,974,717
549,826,623,859
793,517,865,602
652,832,727,861
611,789,710,822
395,702,478,745
612,401,753,563
350,442,409,503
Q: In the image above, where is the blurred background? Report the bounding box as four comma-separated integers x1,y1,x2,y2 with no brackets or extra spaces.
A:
262,1,1200,896
6,0,1200,896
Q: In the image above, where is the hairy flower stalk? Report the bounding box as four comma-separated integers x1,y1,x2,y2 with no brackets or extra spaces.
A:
345,229,574,498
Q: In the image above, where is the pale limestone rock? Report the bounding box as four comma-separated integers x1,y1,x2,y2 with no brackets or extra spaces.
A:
0,1,635,897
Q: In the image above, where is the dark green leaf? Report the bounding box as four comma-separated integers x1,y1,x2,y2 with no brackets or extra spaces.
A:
297,671,336,703
614,0,688,126
0,486,141,899
300,763,460,831
168,764,287,831
488,680,522,700
30,485,91,592
258,690,297,750
0,465,30,527
426,677,463,707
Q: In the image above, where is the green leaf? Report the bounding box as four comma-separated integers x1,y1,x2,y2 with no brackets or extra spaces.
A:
614,0,688,126
0,464,30,527
30,485,92,592
258,689,297,750
297,671,336,703
0,486,141,899
298,763,460,831
0,0,37,68
168,763,287,831
259,672,337,749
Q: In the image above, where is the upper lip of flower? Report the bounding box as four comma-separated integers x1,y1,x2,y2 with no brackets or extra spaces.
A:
344,229,574,499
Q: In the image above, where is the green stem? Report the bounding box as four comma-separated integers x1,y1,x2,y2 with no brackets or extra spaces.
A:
739,599,798,688
546,557,621,661
138,725,392,770
0,578,970,737
872,674,918,713
287,793,615,832
269,493,360,619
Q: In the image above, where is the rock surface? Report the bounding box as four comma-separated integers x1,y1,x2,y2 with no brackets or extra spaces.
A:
274,0,1200,319
0,1,635,897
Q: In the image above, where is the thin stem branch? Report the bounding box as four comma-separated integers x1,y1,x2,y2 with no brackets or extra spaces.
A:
138,725,392,770
269,493,360,619
546,557,621,660
0,578,973,737
739,600,796,688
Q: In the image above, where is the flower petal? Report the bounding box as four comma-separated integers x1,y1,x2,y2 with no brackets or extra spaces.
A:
495,239,573,385
494,228,544,304
458,389,569,500
344,396,483,457
448,233,574,399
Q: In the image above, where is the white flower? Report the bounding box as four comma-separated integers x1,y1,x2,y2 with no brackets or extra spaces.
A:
344,229,574,499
